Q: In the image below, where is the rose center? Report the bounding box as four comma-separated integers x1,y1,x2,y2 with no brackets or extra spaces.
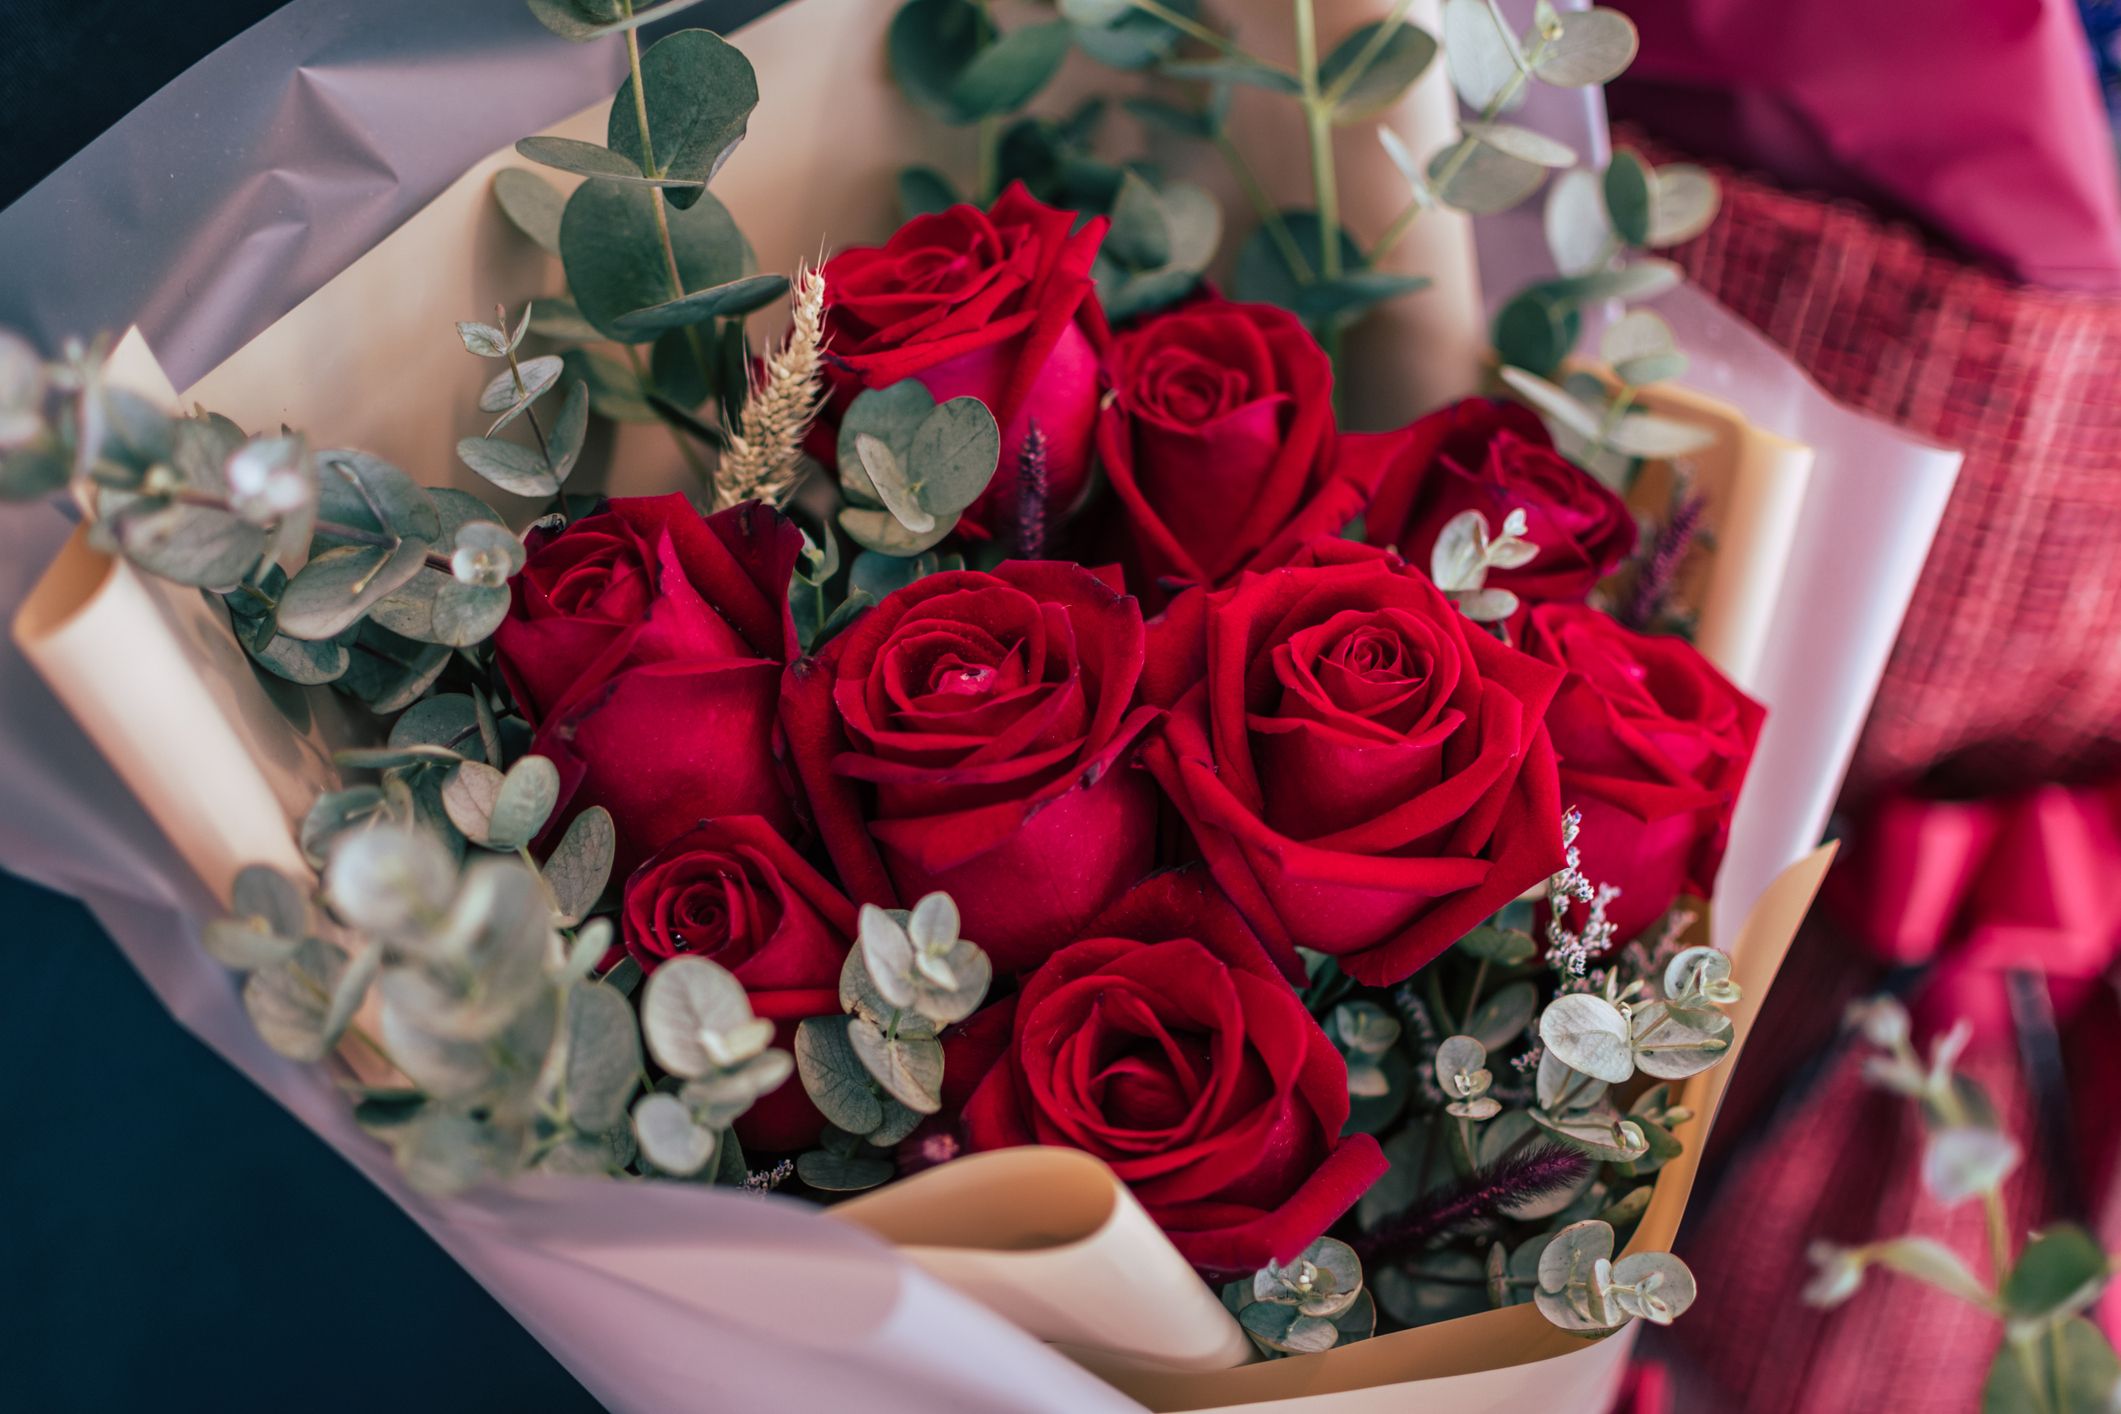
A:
931,659,999,697
1139,346,1250,423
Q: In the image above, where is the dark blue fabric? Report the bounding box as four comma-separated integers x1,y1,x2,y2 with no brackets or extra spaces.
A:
0,869,603,1410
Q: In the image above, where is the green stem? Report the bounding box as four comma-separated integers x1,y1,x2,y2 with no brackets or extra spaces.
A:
1215,135,1313,282
1463,959,1491,1029
976,115,1002,203
1292,0,1340,282
1367,196,1425,264
165,488,455,574
1126,0,1280,70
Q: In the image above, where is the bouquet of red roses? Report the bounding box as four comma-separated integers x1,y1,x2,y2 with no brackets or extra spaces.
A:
0,0,1840,1406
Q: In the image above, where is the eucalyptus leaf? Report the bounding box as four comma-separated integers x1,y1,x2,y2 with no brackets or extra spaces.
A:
608,29,758,203
431,579,512,648
1322,18,1438,121
1441,0,1526,112
948,21,1072,120
560,180,751,343
276,539,430,641
1497,366,1603,441
242,937,354,1062
607,273,790,341
1602,411,1719,459
1532,8,1639,87
840,505,955,556
1539,992,1635,1083
249,630,352,686
888,0,995,123
1543,167,1611,275
908,397,1001,516
396,1110,521,1196
514,136,703,191
1430,137,1548,215
524,0,712,41
796,1148,895,1192
1161,58,1302,96
1468,981,1538,1052
1648,163,1720,246
458,437,561,499
633,1091,719,1175
898,165,960,219
795,1015,886,1136
1603,151,1653,247
847,1017,945,1114
493,168,565,255
544,807,616,925
314,449,441,542
1980,1317,2121,1414
562,982,642,1131
642,955,761,1078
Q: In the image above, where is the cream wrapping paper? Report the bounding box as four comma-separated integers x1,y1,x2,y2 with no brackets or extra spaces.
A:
828,847,1834,1411
0,1,1958,1409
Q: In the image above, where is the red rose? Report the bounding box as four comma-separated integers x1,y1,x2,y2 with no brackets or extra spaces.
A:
1144,540,1565,985
1096,297,1396,603
1366,398,1634,616
619,816,851,1152
780,561,1159,974
494,495,801,868
1524,604,1764,944
817,183,1107,537
955,869,1388,1277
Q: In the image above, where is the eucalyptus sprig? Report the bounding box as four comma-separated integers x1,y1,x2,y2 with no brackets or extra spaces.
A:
504,1,790,483
1222,1237,1378,1357
1313,810,1721,1336
793,894,992,1192
1805,997,2121,1414
0,334,529,707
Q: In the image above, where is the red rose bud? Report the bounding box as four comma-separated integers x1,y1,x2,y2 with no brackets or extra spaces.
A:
1143,540,1566,986
814,183,1108,538
620,816,852,1153
493,495,803,870
780,560,1159,975
1096,297,1397,606
1524,604,1765,945
1367,398,1635,624
954,870,1388,1278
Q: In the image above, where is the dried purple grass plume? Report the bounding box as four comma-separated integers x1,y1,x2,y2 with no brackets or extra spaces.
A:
1015,420,1049,559
1351,1144,1593,1268
1617,490,1705,631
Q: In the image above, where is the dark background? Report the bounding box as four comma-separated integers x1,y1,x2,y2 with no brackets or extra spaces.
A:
0,4,603,1408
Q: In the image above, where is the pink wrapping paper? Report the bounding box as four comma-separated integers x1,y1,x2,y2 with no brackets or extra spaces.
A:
1607,0,2121,291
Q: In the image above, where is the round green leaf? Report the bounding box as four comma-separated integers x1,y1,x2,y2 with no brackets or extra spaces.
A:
457,436,560,499
242,937,355,1062
607,273,790,341
431,579,512,648
847,1017,944,1114
488,754,560,851
909,397,1000,516
275,539,430,641
525,0,711,41
560,180,751,342
1465,120,1576,168
796,1148,894,1192
313,449,441,543
1532,8,1639,87
839,505,956,556
494,168,565,255
1603,151,1654,247
889,0,995,122
544,807,616,926
795,1015,887,1136
836,380,936,506
513,136,698,193
947,21,1072,122
642,955,759,1078
1540,992,1635,1082
1430,136,1548,215
562,982,642,1132
1441,0,1526,112
608,29,759,204
633,1092,719,1175
1322,18,1439,122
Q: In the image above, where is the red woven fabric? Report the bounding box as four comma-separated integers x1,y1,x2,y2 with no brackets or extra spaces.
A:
1626,129,2121,795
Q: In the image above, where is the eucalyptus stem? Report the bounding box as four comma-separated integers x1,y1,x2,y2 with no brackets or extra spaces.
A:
164,487,456,574
1463,959,1490,1028
976,115,1002,203
1367,195,1424,264
1126,0,1280,70
1215,135,1313,281
1292,0,1340,283
497,305,552,467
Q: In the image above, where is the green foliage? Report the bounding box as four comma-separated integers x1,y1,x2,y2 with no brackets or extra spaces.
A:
1223,1238,1377,1358
833,383,1000,554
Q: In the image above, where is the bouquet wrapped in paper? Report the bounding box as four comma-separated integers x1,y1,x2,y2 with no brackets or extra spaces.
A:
0,1,1962,1409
